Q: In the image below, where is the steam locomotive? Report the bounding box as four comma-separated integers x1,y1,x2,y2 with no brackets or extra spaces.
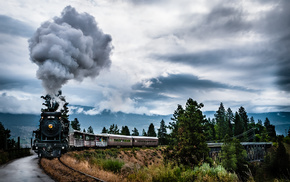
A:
32,112,70,158
32,111,158,158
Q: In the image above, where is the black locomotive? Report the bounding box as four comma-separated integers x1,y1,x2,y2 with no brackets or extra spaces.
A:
32,111,69,158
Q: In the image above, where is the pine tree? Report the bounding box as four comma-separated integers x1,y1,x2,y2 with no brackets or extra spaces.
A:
264,118,276,141
101,127,108,133
71,118,81,131
168,104,184,145
147,123,157,137
58,91,69,119
215,103,228,139
142,129,147,136
167,98,210,166
83,128,86,132
132,128,139,136
238,106,249,131
0,122,11,150
121,126,130,135
234,112,243,137
158,119,168,145
226,108,234,136
87,126,94,134
204,118,216,141
221,136,248,180
109,124,119,134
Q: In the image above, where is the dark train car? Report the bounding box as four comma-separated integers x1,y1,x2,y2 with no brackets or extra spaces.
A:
32,112,69,158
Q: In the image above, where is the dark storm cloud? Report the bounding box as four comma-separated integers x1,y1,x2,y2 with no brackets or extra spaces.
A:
0,15,34,37
0,74,41,92
153,0,290,93
179,2,251,39
132,73,255,101
29,6,113,95
152,46,274,75
259,0,290,92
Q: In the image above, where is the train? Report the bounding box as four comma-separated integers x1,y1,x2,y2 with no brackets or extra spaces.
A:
32,112,70,158
32,112,158,158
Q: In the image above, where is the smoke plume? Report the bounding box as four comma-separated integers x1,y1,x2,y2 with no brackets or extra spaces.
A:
29,6,112,94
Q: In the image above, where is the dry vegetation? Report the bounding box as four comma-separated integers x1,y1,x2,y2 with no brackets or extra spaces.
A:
40,147,164,182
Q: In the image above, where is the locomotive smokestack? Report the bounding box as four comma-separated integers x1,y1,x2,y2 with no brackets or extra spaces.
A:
29,6,112,95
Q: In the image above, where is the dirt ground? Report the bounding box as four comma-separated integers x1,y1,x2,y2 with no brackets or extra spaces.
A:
40,147,164,182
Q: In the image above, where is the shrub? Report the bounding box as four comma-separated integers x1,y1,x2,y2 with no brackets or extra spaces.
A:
102,159,124,173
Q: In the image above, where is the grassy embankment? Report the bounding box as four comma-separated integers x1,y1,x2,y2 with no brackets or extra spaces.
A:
41,147,238,182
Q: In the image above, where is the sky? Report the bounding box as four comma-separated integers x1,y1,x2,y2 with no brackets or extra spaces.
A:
0,0,290,116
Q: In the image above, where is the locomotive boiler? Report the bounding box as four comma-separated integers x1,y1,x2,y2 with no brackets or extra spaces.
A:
32,111,69,158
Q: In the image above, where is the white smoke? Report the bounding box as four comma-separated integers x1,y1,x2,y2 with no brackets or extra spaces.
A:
29,6,112,95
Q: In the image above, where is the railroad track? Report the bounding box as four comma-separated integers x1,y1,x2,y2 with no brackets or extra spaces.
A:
57,157,106,182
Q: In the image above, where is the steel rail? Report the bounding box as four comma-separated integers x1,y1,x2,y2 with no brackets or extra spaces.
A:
58,157,106,182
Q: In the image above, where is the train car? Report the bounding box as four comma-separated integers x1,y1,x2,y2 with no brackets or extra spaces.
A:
68,131,159,149
132,136,158,147
69,130,84,148
107,134,133,147
95,134,108,147
32,112,69,158
84,133,96,148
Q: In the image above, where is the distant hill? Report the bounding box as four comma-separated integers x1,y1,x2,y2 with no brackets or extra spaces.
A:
0,109,289,146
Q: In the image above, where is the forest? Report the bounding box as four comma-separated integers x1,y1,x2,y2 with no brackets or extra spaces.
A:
70,98,290,181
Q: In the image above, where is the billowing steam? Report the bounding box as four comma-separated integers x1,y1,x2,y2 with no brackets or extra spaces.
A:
29,6,112,95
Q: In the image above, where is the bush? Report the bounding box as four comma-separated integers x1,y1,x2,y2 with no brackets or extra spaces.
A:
151,164,180,182
193,163,238,182
0,150,9,164
102,159,124,173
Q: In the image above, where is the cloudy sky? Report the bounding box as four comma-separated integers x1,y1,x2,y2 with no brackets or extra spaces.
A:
0,0,290,115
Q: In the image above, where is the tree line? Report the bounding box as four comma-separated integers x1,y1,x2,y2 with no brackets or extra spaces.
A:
163,98,290,181
71,118,168,140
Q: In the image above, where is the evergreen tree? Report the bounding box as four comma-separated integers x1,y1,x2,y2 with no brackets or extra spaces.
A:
147,123,157,137
234,112,244,137
0,122,11,150
132,128,139,136
288,127,290,137
238,106,249,131
142,129,147,136
264,118,276,140
167,98,210,166
265,141,290,178
121,126,130,135
168,104,184,145
157,119,168,145
58,91,69,119
226,108,234,136
204,118,216,141
83,128,86,132
221,135,237,171
101,127,108,133
221,136,248,180
109,124,119,134
215,103,229,139
71,118,81,131
87,126,94,134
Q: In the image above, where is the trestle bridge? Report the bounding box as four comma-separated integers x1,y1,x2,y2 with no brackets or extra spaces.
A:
208,142,273,162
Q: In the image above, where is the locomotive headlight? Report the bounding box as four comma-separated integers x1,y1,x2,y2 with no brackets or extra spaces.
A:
48,124,53,129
